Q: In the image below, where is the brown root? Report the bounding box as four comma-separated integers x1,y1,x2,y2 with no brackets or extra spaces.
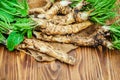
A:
16,38,76,65
74,0,88,10
33,26,112,48
18,48,55,62
45,11,91,25
33,18,93,35
38,1,72,19
33,31,95,46
26,0,114,65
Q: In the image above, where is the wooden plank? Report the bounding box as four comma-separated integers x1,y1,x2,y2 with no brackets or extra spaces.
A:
0,45,120,80
0,0,120,80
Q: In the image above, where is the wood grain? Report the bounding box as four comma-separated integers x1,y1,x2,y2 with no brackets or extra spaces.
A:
0,0,120,80
0,45,120,80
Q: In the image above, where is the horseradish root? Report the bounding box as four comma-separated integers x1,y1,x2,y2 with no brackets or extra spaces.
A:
33,26,113,49
1,0,118,65
16,38,76,65
74,0,88,10
33,18,93,35
18,48,55,62
37,1,72,19
44,10,93,25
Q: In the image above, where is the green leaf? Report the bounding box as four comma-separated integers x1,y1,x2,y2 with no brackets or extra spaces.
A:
0,10,14,22
85,0,117,24
27,29,32,38
0,33,6,44
0,0,35,51
70,0,82,8
6,1,24,9
110,20,120,49
0,21,10,33
0,1,14,11
15,0,29,17
7,31,24,51
8,0,18,3
12,17,35,32
4,0,28,17
50,0,55,3
22,0,29,11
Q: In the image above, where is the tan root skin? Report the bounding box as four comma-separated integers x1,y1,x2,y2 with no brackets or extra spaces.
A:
37,1,72,19
33,27,112,48
19,49,55,62
33,18,93,35
16,38,76,65
33,31,95,46
17,42,77,62
37,11,89,25
36,0,90,25
24,0,113,65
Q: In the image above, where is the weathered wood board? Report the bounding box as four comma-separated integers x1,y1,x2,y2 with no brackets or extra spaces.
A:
0,45,120,80
0,0,120,80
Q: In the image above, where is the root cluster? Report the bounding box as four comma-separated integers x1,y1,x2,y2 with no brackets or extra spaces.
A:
16,0,113,65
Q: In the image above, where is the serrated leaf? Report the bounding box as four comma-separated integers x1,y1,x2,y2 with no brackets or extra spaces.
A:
0,10,14,22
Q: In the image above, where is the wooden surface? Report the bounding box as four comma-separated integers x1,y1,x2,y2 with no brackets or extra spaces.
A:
0,45,120,80
0,0,120,80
